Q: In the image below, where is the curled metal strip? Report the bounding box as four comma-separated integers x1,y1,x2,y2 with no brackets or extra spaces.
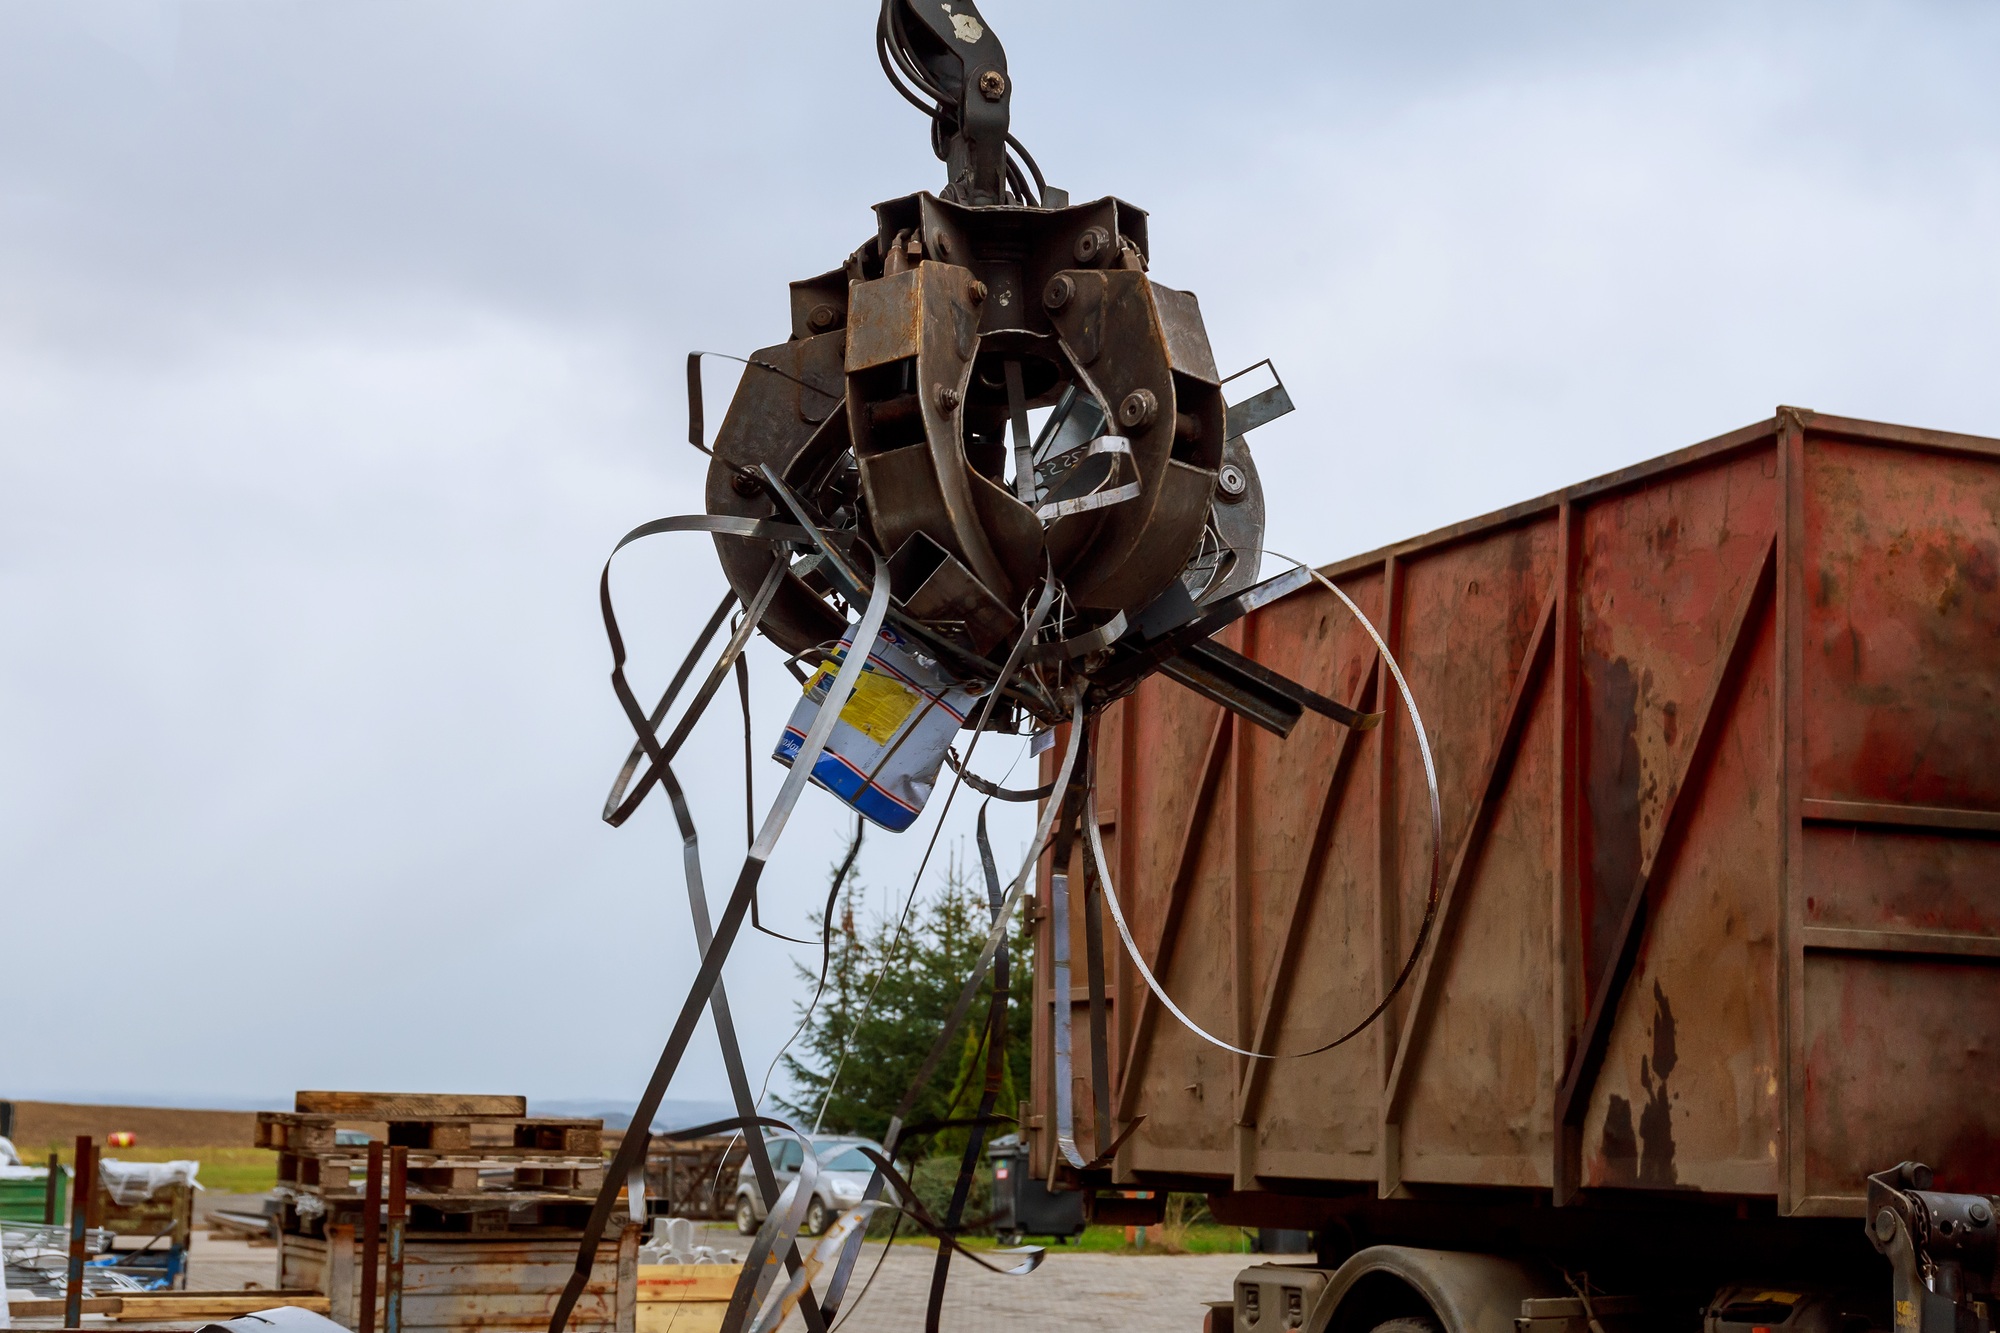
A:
729,1134,822,1332
549,545,890,1333
1081,558,1444,1062
599,518,806,827
1037,436,1139,521
1024,609,1128,664
819,681,1082,1324
944,748,1055,802
1050,854,1085,1167
818,569,1062,1317
854,1150,1044,1277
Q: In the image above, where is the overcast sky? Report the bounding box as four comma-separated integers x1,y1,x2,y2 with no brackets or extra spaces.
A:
4,1,1997,1116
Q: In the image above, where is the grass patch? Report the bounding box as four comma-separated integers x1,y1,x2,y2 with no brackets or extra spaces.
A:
27,1145,275,1195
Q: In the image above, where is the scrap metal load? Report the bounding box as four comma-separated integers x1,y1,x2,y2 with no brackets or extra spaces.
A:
564,5,1422,1332
690,0,1367,831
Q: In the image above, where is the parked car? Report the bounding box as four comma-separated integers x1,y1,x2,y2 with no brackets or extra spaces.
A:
733,1137,890,1236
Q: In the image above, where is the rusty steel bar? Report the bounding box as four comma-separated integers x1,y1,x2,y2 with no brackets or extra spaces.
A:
1550,497,1583,1204
359,1140,384,1333
384,1146,407,1333
43,1151,58,1224
63,1135,92,1328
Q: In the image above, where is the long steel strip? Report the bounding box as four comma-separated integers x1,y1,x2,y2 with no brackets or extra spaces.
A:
548,532,889,1333
921,802,1017,1332
656,764,831,1333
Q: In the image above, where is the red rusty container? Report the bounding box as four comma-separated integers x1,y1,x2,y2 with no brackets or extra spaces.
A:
1028,408,2000,1221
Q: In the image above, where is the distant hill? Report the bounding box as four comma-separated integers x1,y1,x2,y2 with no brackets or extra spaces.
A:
530,1098,738,1133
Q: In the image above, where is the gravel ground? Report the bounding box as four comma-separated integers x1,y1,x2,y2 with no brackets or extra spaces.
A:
813,1244,1244,1331
186,1230,281,1290
184,1218,1250,1330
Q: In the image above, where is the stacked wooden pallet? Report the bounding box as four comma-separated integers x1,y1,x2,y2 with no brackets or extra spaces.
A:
264,1092,637,1333
257,1091,606,1236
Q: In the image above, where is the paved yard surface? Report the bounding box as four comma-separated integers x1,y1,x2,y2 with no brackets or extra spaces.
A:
186,1221,1250,1330
818,1244,1244,1331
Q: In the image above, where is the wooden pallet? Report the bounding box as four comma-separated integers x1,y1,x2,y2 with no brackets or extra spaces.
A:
258,1112,602,1156
260,1092,611,1238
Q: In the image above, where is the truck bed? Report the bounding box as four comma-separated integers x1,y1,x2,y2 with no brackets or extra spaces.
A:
1026,408,2000,1219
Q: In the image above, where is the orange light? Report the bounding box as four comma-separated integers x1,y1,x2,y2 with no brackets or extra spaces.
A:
107,1132,136,1148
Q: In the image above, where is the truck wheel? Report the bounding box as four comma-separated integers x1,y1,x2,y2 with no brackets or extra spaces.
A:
736,1196,757,1235
1372,1319,1441,1333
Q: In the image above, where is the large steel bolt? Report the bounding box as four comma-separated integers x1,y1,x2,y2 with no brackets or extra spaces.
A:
1043,274,1074,311
978,69,1007,101
1875,1209,1898,1242
969,280,988,304
1073,226,1111,265
1118,388,1159,430
1217,462,1248,500
731,468,764,498
807,304,840,332
936,384,961,413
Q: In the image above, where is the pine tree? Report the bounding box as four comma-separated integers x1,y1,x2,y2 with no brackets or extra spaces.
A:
777,844,1032,1151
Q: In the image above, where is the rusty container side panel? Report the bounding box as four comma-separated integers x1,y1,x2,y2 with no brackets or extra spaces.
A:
1794,426,2000,1210
1029,411,2000,1218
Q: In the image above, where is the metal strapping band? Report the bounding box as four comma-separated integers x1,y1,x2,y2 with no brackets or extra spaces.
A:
944,749,1056,802
1080,558,1445,1061
547,541,890,1333
818,680,1081,1324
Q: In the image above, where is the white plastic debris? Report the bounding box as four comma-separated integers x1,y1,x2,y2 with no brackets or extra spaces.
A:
97,1159,202,1206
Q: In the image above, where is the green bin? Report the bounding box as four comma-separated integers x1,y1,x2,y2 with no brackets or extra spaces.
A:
0,1167,68,1223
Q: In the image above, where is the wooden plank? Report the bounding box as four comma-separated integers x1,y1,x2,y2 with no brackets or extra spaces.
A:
1803,926,2000,960
1380,588,1557,1134
294,1092,529,1118
5,1297,124,1316
1554,534,1778,1149
635,1265,743,1302
639,1305,727,1333
114,1293,332,1319
1800,799,2000,834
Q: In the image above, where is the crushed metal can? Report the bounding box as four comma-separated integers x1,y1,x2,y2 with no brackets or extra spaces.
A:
773,623,981,831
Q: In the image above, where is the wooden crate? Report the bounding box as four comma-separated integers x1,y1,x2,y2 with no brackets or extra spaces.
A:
636,1265,741,1333
279,1223,640,1333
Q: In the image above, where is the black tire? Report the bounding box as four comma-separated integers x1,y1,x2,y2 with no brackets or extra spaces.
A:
998,1230,1025,1247
735,1195,758,1235
804,1196,832,1236
1373,1318,1442,1333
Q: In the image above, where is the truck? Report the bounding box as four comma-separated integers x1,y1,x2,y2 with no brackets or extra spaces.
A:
1026,408,2000,1333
